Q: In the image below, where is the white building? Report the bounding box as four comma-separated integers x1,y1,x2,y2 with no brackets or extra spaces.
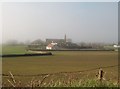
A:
113,45,120,48
113,44,120,51
46,42,57,50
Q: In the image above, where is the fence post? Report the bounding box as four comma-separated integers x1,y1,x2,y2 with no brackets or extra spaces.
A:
97,68,104,82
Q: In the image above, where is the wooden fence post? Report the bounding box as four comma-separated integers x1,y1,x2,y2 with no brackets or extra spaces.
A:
97,68,105,82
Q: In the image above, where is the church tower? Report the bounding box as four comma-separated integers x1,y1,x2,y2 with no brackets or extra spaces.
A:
64,34,66,42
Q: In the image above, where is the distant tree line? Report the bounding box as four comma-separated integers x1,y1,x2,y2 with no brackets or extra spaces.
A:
3,39,116,50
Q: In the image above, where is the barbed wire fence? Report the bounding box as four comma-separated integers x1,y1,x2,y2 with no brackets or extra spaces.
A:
1,65,119,87
1,65,118,77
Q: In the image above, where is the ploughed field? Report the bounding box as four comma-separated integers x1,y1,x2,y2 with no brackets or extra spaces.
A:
3,52,118,80
2,45,118,86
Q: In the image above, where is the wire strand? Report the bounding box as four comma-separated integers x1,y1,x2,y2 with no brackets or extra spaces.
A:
1,65,119,77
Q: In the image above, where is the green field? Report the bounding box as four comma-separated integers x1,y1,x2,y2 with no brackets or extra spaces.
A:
2,45,27,55
2,45,119,87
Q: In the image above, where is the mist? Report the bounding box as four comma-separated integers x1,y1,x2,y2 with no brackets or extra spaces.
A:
2,2,118,44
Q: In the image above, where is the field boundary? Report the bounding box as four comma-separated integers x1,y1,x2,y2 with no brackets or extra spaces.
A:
29,49,114,51
2,65,118,77
0,52,52,57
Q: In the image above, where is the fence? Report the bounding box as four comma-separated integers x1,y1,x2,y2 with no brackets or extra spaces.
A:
2,65,118,77
2,65,119,87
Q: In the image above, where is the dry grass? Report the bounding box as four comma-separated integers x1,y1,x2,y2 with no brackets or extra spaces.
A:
2,70,119,87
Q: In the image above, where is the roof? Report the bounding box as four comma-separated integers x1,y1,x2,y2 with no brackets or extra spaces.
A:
46,39,65,43
47,44,54,48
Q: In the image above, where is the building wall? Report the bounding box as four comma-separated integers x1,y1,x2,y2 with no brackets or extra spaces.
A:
46,46,52,50
46,39,65,44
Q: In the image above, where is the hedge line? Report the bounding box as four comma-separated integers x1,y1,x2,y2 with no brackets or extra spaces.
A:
1,52,52,57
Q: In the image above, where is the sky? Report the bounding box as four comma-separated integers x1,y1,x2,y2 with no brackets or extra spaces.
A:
2,2,118,44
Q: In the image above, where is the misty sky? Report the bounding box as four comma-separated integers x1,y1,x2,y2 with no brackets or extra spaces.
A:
2,2,118,43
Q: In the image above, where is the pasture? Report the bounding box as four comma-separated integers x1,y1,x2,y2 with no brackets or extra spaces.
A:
1,45,119,87
2,45,27,55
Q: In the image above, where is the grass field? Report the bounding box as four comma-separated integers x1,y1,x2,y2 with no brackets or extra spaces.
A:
2,45,27,55
2,45,119,87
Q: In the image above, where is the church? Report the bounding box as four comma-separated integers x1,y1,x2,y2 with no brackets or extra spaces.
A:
46,34,71,44
46,34,72,50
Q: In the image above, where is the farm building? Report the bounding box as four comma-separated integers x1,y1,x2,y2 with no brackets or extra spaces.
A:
113,44,120,51
46,34,72,44
113,44,120,48
46,44,54,50
46,42,58,50
27,34,75,50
